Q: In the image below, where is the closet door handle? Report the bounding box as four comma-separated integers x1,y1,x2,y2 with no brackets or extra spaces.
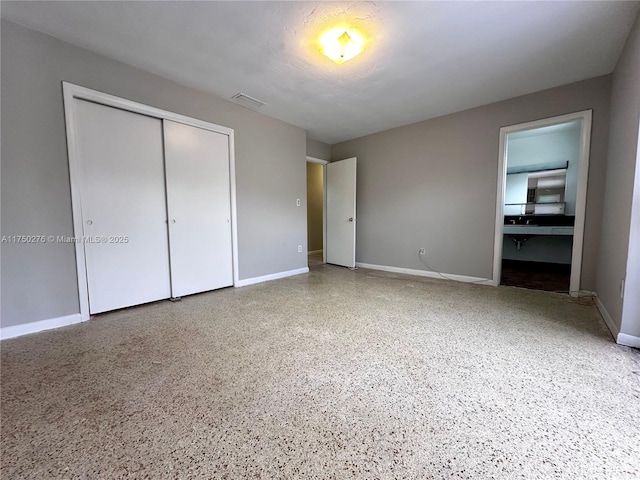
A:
171,219,176,224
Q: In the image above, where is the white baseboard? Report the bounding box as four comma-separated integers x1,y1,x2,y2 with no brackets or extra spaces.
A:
0,313,83,340
308,250,323,255
2,269,310,339
595,295,620,342
235,267,309,287
616,333,640,348
355,262,493,285
593,295,640,348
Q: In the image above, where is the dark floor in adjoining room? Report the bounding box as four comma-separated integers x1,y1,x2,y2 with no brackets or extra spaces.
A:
501,259,571,292
308,251,323,267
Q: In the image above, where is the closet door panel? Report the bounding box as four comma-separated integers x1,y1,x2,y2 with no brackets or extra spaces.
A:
75,100,171,313
164,121,233,297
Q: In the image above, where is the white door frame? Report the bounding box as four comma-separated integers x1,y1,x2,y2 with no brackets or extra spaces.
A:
306,155,329,263
492,110,592,295
63,82,239,321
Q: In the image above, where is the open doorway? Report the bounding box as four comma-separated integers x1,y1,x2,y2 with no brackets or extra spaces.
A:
493,111,592,295
306,156,328,268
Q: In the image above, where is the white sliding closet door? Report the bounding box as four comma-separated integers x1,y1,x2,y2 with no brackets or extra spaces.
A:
163,121,233,297
74,99,171,314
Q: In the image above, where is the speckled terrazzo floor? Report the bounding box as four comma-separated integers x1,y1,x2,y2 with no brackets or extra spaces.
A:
2,265,640,479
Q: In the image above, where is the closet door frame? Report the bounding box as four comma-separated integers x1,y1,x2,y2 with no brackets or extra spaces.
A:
63,82,239,322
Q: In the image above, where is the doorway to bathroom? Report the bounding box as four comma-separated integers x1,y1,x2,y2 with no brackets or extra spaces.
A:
306,156,327,268
493,111,592,295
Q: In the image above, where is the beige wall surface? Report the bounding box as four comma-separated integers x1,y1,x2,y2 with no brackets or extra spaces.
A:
597,13,640,336
306,137,331,161
332,76,612,287
1,20,307,328
306,163,324,252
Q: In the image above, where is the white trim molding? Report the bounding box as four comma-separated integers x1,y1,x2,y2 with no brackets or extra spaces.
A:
616,333,640,349
356,262,493,285
235,267,309,287
323,163,328,264
306,155,330,165
228,132,240,288
1,314,83,340
62,82,240,320
1,267,310,339
595,296,619,341
64,83,234,136
593,295,640,347
492,110,593,295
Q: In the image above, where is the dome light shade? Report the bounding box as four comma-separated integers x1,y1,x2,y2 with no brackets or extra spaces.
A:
320,28,364,64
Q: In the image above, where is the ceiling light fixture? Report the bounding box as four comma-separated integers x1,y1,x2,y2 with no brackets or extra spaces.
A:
320,28,364,64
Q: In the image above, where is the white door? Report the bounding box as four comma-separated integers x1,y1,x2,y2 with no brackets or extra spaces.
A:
74,99,171,313
163,121,233,297
326,157,357,267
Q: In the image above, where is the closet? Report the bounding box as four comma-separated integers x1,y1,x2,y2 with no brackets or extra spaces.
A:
71,94,234,315
163,120,233,297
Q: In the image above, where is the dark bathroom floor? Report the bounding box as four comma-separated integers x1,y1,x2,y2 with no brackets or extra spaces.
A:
501,260,571,293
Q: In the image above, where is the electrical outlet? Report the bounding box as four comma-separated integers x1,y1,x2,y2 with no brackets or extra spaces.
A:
419,248,425,255
298,245,302,253
296,198,301,207
620,279,625,299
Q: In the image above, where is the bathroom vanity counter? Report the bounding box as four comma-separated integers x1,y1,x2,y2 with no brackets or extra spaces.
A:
503,225,574,235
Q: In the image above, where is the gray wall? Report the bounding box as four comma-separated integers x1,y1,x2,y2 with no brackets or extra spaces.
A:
502,236,573,265
1,20,307,328
306,137,331,161
332,76,611,286
306,163,324,252
597,12,640,337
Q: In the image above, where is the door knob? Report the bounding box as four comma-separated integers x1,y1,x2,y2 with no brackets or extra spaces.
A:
86,220,93,225
171,219,176,224
348,217,354,222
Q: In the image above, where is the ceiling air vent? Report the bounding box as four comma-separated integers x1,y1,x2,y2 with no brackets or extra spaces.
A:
231,93,267,110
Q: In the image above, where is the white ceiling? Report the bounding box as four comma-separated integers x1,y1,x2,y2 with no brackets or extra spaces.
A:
2,1,639,144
